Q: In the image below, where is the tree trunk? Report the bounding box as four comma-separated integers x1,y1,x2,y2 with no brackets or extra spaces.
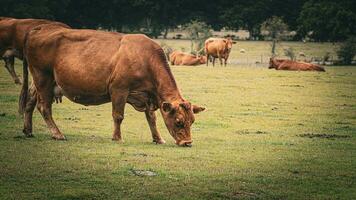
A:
163,27,168,39
271,39,276,57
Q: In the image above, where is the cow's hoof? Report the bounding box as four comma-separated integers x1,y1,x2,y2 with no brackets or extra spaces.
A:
52,134,66,140
26,133,34,138
153,139,166,144
22,129,33,137
14,79,22,85
112,138,123,143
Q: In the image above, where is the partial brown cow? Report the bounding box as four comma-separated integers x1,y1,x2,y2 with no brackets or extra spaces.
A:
19,24,205,147
204,37,233,66
169,51,206,66
0,17,69,84
269,58,325,72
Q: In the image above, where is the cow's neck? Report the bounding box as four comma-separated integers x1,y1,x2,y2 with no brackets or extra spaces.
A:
153,64,183,104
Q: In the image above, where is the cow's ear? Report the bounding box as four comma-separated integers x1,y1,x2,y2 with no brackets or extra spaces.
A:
162,102,174,113
192,105,205,114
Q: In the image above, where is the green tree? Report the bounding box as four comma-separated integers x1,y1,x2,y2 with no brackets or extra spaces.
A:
183,20,212,54
337,37,356,65
2,0,52,19
298,0,356,42
261,16,288,56
220,0,270,39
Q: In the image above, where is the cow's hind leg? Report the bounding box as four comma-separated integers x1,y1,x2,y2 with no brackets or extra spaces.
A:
145,110,165,144
111,89,129,142
23,83,37,137
3,53,21,84
34,75,65,140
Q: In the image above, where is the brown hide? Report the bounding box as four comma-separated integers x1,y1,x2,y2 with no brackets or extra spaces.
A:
269,58,325,72
0,17,70,84
169,51,206,66
204,38,233,66
20,25,205,146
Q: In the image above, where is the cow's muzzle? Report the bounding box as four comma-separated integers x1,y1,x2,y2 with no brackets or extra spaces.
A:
176,140,193,147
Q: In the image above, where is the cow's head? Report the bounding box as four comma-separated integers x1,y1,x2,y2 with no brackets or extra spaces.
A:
160,101,205,147
199,56,207,64
224,38,233,53
269,57,277,69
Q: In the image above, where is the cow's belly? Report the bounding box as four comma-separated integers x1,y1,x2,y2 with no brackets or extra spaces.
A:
64,92,111,106
55,78,111,106
53,60,114,106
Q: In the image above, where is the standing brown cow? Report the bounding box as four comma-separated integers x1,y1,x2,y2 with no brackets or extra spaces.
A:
269,58,325,71
0,17,69,84
169,51,206,66
204,37,233,66
19,24,205,147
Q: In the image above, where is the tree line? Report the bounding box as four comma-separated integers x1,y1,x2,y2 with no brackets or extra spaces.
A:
1,0,355,42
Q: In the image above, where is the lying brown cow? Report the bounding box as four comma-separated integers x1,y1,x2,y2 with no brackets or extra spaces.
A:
0,17,69,84
269,58,325,72
204,37,233,66
19,24,205,147
169,51,206,66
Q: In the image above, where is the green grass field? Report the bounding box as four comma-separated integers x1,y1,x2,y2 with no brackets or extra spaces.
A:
0,40,355,199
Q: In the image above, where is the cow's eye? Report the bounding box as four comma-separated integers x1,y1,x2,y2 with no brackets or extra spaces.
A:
175,120,184,128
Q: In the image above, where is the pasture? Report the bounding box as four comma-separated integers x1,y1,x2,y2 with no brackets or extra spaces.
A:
0,40,355,199
158,39,340,65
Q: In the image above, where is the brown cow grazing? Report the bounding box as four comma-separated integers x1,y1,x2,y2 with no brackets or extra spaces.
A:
169,51,206,66
204,37,233,66
269,58,325,72
19,24,205,147
0,17,69,84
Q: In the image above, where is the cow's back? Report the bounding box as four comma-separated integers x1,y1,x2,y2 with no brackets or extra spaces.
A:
278,60,325,71
14,19,55,50
0,18,68,58
0,18,16,53
26,25,125,96
181,54,200,65
205,38,226,57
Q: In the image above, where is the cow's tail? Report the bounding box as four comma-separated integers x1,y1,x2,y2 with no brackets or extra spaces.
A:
18,33,31,115
18,58,29,115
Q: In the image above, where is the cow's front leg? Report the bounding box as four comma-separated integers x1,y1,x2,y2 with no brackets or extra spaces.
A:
111,90,128,142
217,53,223,66
206,55,209,66
224,55,229,66
145,109,166,144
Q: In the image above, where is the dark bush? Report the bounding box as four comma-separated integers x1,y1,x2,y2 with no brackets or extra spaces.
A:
337,37,356,65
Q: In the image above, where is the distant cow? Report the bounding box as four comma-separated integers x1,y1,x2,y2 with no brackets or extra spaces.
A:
19,24,205,147
269,58,325,72
169,51,206,66
0,17,70,84
204,37,233,66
